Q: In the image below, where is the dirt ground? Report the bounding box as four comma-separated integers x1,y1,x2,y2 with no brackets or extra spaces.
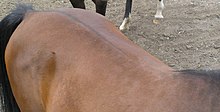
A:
0,0,220,71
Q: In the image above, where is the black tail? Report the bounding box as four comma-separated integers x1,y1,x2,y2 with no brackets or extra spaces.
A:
0,4,33,112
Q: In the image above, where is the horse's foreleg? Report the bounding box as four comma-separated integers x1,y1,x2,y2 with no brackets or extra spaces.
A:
93,0,107,16
119,0,132,31
155,0,164,18
69,0,86,9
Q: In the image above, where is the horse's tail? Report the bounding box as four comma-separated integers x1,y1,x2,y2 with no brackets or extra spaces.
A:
0,4,34,112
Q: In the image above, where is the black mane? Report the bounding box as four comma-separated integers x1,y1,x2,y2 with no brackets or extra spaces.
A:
179,69,220,85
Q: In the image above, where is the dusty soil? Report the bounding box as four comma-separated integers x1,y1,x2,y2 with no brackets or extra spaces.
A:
0,0,220,71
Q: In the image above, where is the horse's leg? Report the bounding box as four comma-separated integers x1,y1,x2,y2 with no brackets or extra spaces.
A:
69,0,86,9
155,0,164,18
119,0,132,31
92,0,107,16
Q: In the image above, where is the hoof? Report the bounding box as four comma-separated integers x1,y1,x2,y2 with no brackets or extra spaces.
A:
155,15,164,19
119,25,127,31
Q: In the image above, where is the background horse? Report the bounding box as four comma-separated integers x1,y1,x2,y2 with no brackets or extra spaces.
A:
69,0,165,30
69,0,107,16
1,4,220,112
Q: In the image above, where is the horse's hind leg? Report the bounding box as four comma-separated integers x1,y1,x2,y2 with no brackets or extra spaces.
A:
92,0,107,16
119,0,132,31
69,0,86,9
155,0,164,18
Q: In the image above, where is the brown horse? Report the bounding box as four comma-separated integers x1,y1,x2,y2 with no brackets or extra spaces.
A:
1,4,220,112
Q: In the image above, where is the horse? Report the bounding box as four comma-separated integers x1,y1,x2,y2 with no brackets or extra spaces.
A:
69,0,165,30
1,4,220,112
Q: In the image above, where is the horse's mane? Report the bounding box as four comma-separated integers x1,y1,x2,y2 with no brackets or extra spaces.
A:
0,4,33,112
179,69,220,85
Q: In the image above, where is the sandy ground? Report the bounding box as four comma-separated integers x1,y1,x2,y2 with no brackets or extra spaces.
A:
0,0,220,111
